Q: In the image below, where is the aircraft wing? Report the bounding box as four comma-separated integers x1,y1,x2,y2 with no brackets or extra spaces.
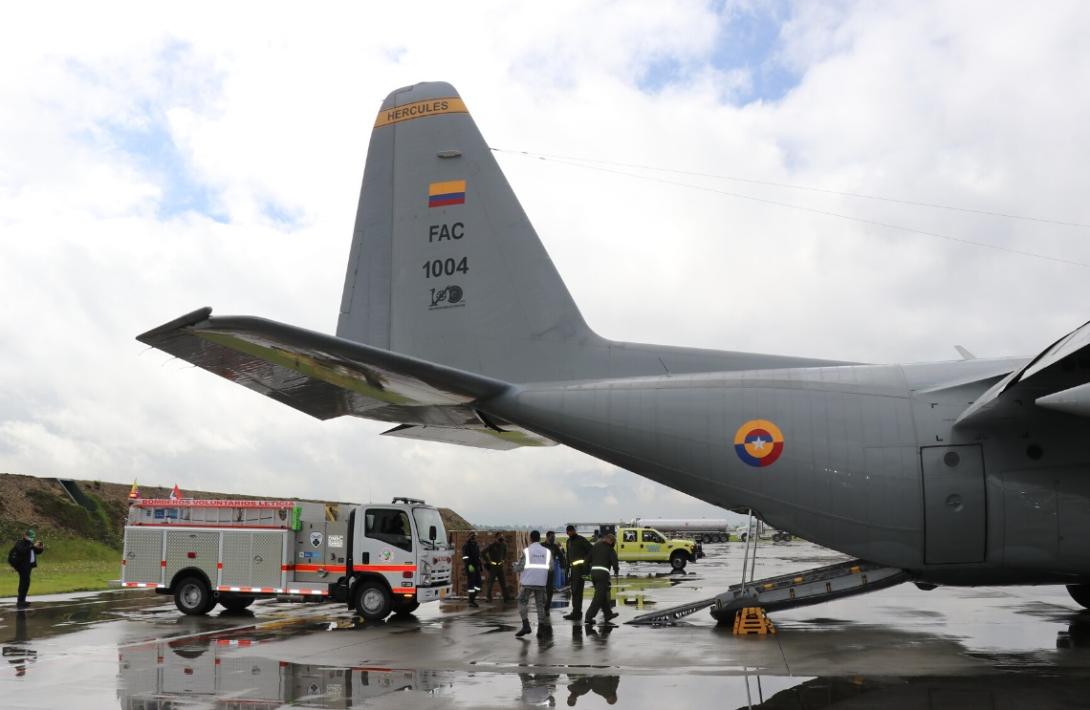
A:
957,318,1090,424
380,423,553,450
136,308,555,446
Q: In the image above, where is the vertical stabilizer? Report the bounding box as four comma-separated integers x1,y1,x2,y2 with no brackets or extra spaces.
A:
337,82,599,383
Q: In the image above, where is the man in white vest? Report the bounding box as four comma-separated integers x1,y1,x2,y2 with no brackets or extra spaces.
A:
514,530,552,638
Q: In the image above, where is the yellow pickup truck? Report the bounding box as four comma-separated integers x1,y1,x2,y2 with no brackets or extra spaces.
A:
615,527,696,571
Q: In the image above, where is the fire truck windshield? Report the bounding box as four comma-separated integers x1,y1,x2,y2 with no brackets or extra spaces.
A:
412,507,447,549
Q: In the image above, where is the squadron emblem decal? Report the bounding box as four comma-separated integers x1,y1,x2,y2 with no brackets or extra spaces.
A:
734,419,784,468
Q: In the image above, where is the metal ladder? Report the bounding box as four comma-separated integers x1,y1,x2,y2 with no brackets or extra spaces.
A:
628,558,909,626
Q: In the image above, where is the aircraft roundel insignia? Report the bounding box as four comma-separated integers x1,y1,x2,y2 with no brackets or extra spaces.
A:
734,419,784,468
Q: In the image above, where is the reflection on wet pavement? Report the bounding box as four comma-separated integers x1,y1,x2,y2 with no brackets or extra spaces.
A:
2,612,36,679
118,638,456,708
3,542,1090,707
110,643,1090,709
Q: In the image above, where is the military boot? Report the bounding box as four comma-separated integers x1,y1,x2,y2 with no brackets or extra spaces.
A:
536,624,553,639
468,591,479,608
515,620,532,637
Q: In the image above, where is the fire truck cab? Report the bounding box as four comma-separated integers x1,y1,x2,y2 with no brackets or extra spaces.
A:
120,496,452,621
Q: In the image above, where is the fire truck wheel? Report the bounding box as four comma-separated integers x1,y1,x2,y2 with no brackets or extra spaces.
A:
175,576,212,616
669,551,688,571
220,595,255,613
355,581,392,620
392,599,420,616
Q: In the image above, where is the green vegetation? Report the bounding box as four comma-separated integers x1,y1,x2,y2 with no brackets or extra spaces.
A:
24,488,122,548
1,485,125,597
1,536,120,597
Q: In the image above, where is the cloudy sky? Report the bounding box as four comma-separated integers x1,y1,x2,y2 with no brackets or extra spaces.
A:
3,1,1089,528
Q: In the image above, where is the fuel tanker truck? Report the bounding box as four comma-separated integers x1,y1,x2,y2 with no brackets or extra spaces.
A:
631,518,734,543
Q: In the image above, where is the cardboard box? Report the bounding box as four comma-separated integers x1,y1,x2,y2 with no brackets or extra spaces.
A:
448,529,529,598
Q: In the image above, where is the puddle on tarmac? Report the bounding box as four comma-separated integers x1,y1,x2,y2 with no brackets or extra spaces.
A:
114,638,1090,709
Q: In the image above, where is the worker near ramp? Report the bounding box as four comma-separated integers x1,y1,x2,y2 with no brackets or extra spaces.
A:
563,525,592,621
584,531,620,626
514,530,552,638
7,529,45,609
483,533,512,602
462,531,482,608
542,530,567,613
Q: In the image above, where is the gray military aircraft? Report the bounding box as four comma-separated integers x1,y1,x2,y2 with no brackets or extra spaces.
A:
139,82,1090,617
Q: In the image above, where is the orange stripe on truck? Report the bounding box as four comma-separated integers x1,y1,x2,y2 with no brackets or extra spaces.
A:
290,564,348,573
286,563,417,573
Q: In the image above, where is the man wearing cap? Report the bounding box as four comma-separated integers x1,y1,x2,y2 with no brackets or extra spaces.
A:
7,530,45,609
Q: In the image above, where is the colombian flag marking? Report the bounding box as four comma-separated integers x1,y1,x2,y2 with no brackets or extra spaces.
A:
428,179,466,208
733,419,784,468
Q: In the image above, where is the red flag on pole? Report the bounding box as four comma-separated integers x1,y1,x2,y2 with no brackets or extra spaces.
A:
170,484,182,500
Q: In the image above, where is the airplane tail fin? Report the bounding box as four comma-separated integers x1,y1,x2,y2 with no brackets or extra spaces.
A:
337,82,600,383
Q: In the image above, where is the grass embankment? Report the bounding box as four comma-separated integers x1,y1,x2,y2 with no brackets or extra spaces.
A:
0,536,120,597
1,478,124,598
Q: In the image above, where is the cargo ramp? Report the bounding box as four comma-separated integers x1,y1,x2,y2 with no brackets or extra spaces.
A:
627,559,909,626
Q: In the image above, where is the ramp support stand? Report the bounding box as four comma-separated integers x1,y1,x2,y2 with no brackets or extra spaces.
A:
733,606,776,636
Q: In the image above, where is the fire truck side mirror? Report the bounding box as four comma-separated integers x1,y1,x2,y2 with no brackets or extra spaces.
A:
429,525,437,542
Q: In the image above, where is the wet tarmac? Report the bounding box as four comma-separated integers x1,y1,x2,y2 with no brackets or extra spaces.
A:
4,541,1090,708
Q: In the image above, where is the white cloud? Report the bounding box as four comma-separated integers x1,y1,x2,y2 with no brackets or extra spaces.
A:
2,1,1090,526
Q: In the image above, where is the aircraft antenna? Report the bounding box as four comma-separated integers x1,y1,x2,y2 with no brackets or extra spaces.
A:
495,148,1090,269
493,148,1090,230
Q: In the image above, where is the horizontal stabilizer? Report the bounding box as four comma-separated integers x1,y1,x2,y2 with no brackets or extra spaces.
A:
957,318,1090,425
381,424,555,450
1036,382,1090,417
137,308,511,427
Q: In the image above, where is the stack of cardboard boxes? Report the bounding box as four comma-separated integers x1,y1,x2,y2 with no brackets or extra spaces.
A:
448,529,530,597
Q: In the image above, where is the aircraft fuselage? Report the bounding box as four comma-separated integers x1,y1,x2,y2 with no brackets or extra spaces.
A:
487,356,1090,586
